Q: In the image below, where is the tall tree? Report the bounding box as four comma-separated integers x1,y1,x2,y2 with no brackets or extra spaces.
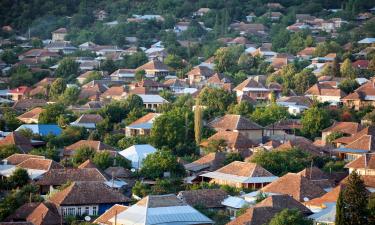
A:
336,190,345,225
194,99,202,145
269,209,313,225
55,58,79,79
340,59,356,79
49,78,66,100
301,107,331,139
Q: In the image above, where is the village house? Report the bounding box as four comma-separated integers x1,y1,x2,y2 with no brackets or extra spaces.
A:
128,79,165,95
109,194,213,225
264,119,301,138
345,153,375,176
70,114,104,129
125,113,160,137
0,132,34,153
206,72,233,91
52,28,67,42
45,41,77,54
193,8,210,17
100,86,127,100
297,167,335,191
261,173,327,202
94,204,129,225
136,59,169,79
136,94,168,110
16,107,44,124
186,66,215,86
234,78,281,101
209,114,264,142
9,86,31,101
49,182,130,217
184,152,226,177
342,78,375,110
177,189,227,211
18,49,59,62
63,140,117,158
321,122,362,144
110,69,136,82
200,161,278,189
229,22,267,36
297,47,316,59
263,11,283,21
276,96,312,115
16,124,62,136
305,83,344,105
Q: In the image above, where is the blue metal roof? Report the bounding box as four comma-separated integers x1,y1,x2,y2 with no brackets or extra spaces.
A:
16,124,62,136
334,147,368,153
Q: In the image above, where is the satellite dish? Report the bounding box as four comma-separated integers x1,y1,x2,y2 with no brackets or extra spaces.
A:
303,197,309,202
131,168,136,173
84,216,91,222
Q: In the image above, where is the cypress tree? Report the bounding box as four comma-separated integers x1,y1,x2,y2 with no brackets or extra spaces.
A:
194,99,202,145
336,189,345,225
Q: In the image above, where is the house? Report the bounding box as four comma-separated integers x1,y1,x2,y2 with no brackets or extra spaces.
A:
94,204,128,225
264,119,301,137
276,136,323,155
209,114,263,142
221,196,248,218
276,96,312,115
110,69,136,82
52,28,67,42
0,132,34,153
229,22,267,36
263,12,282,21
125,113,160,137
304,184,344,212
352,59,369,70
261,173,326,202
18,49,59,61
251,47,277,59
100,86,127,100
4,202,62,225
297,47,316,59
200,161,278,189
342,78,375,110
321,122,362,144
177,189,227,210
69,101,104,113
108,194,213,225
163,79,187,93
184,152,226,175
17,107,44,124
186,66,215,86
2,154,44,165
77,71,98,84
45,41,77,54
129,80,165,95
119,144,157,169
206,73,233,91
193,8,210,17
9,86,31,101
305,83,344,104
16,124,62,136
228,195,311,225
333,126,375,161
136,59,169,79
246,13,256,22
36,168,108,194
49,182,131,217
136,94,168,110
70,114,104,129
200,131,257,156
12,99,47,112
63,140,117,158
345,153,375,176
358,38,375,44
94,10,108,21
234,78,276,101
297,167,335,190
174,21,190,33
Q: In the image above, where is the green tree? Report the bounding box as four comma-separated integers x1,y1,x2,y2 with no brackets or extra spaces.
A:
340,59,357,79
301,107,331,139
198,87,236,119
224,153,243,165
336,171,369,225
2,108,21,131
31,38,43,48
135,70,146,81
100,59,117,74
237,53,255,72
214,46,244,73
0,145,20,160
49,78,66,100
164,54,183,70
325,132,344,145
250,104,289,127
293,69,317,95
269,209,313,225
332,57,341,77
132,181,151,197
59,86,80,105
55,58,79,79
227,101,254,117
194,100,203,145
72,146,95,165
0,50,17,64
9,66,35,88
38,103,66,124
141,151,185,179
336,189,345,225
338,79,359,94
83,71,103,84
92,151,112,170
8,168,29,188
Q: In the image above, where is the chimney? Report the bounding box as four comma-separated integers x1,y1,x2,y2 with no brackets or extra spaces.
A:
364,153,368,175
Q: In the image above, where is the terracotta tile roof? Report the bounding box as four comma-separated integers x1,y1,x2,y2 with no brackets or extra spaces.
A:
49,182,130,206
94,204,128,225
128,113,160,127
276,137,323,155
5,202,61,225
5,202,40,221
17,158,63,171
297,47,316,56
276,96,313,107
101,86,126,98
74,114,103,124
345,153,375,170
227,207,280,225
322,122,362,135
201,131,257,150
263,140,282,149
342,79,375,100
237,94,257,104
36,168,107,186
271,57,288,70
29,86,48,97
3,154,45,165
64,140,116,156
187,66,214,78
297,167,335,189
234,78,265,92
255,195,311,215
333,126,375,144
34,77,56,87
78,159,97,169
305,83,344,97
261,173,326,202
17,107,44,122
12,99,47,111
137,194,187,208
264,119,301,130
209,114,263,130
341,175,375,188
104,167,132,178
177,189,227,208
343,135,375,152
9,86,31,94
0,132,33,153
352,60,369,69
215,161,274,177
184,152,226,172
53,28,67,33
206,72,233,84
305,184,345,208
136,59,169,71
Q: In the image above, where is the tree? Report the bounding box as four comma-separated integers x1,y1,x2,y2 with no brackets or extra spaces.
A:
151,107,195,155
38,103,66,124
194,100,203,145
325,132,344,145
9,66,35,88
332,57,341,77
1,108,21,131
100,59,117,74
251,148,312,176
269,209,313,225
55,58,79,79
293,69,317,95
92,151,112,170
237,53,254,72
250,104,289,127
198,87,236,119
164,54,183,70
49,78,66,100
83,71,103,84
340,59,357,79
59,86,80,105
214,46,244,73
31,38,43,48
135,69,146,81
132,181,151,197
336,171,369,225
8,168,29,188
140,151,185,179
72,146,95,165
301,107,331,139
0,50,17,64
227,101,254,117
338,79,359,94
224,153,243,165
336,187,345,225
0,145,20,160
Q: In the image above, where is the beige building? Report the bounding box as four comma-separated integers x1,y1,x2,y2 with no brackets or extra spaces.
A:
52,28,67,42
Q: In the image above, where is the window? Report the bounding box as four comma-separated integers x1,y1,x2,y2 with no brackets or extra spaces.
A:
67,207,76,216
62,208,67,216
85,206,90,215
93,206,97,215
77,207,81,216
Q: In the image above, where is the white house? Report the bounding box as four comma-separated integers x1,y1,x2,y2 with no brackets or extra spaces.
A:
119,144,157,169
136,94,169,110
